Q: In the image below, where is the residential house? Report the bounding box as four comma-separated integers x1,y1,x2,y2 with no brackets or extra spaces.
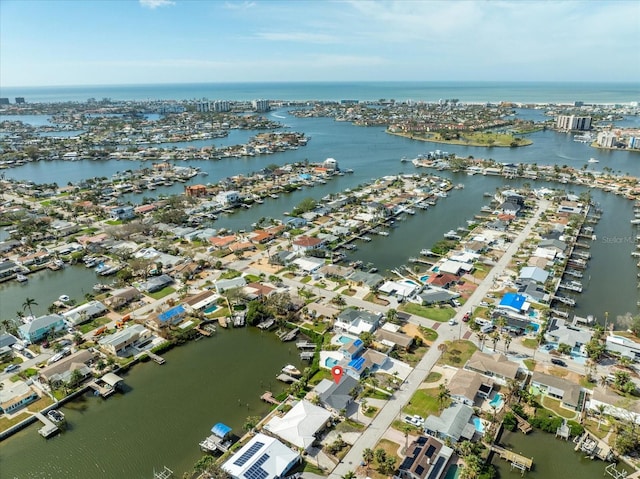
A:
499,201,521,216
222,433,300,479
587,387,640,424
292,235,325,253
545,318,594,357
315,375,359,414
426,273,460,289
397,435,454,479
149,304,187,330
530,371,584,411
346,270,385,290
183,290,219,311
39,350,96,388
415,288,460,306
334,309,381,336
0,260,22,279
263,400,332,452
98,324,152,356
464,351,520,385
110,206,135,220
518,266,549,285
216,190,241,206
103,286,141,309
17,314,66,344
338,337,365,360
138,274,174,293
215,276,247,294
62,300,108,327
375,328,414,351
605,333,640,361
448,369,493,406
17,250,51,267
423,402,476,443
0,381,39,414
498,293,529,315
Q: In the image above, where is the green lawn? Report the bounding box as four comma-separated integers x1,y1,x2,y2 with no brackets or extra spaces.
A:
522,338,539,349
395,345,429,367
400,303,455,322
541,396,578,419
147,286,176,300
424,372,442,383
523,359,537,371
437,340,477,367
309,369,332,386
419,327,438,342
403,387,441,417
77,316,111,334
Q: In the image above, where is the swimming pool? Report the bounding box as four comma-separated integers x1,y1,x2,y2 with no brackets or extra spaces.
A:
338,335,353,344
204,304,219,314
472,417,484,433
403,279,418,286
420,275,430,282
527,321,540,332
432,266,440,273
325,357,338,367
489,393,503,408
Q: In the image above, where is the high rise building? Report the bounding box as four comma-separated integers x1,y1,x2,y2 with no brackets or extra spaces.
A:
556,115,591,131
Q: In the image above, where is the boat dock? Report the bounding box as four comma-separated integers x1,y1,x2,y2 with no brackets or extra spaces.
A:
146,351,166,364
196,327,213,337
276,373,298,383
34,412,59,438
574,431,614,461
300,351,315,360
488,444,533,475
88,380,117,398
514,412,532,434
153,466,174,479
296,341,316,349
277,327,299,341
260,391,280,405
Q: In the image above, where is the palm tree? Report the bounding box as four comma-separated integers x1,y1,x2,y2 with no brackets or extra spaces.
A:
490,331,500,351
596,404,607,431
437,382,451,412
386,308,398,324
502,333,512,352
22,297,38,317
341,471,355,479
599,375,609,392
362,448,374,474
475,332,486,350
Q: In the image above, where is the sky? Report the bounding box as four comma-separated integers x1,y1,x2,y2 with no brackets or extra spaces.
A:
1,0,639,87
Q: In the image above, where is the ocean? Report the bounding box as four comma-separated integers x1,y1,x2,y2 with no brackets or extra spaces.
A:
1,81,639,104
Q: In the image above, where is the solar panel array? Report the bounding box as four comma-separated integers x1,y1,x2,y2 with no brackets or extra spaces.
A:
244,453,270,479
234,441,265,466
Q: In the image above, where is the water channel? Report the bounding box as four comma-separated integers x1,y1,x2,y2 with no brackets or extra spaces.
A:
0,327,301,479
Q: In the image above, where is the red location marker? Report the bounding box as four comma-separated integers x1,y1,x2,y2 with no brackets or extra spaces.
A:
331,365,344,384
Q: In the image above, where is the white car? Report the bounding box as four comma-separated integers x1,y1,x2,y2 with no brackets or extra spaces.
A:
448,319,457,325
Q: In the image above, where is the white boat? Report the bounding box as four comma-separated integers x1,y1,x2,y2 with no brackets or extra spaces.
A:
59,295,70,302
588,158,599,163
282,364,301,377
16,274,28,283
47,409,65,424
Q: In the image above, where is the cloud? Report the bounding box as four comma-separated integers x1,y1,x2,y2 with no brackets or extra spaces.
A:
223,1,256,10
139,0,175,9
254,31,339,44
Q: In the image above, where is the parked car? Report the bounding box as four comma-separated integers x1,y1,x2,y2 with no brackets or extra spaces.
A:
448,319,457,326
4,364,20,373
551,358,567,367
462,312,471,322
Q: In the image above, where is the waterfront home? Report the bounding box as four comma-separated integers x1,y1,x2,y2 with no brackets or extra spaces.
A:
216,190,241,206
0,333,18,360
103,286,141,310
414,287,459,306
16,250,51,267
346,270,385,290
587,386,640,424
149,304,187,330
448,369,494,407
423,402,476,443
518,266,549,285
292,256,324,273
334,309,381,336
530,371,584,411
208,234,238,250
516,279,550,304
263,399,332,452
62,300,108,327
222,433,301,479
464,351,520,385
426,273,460,289
183,290,219,312
379,280,420,299
499,201,521,216
605,333,640,361
98,324,152,356
437,260,474,276
137,274,174,293
39,350,96,389
0,260,22,279
544,318,593,357
397,435,454,479
17,314,66,344
0,381,39,414
338,337,365,360
314,375,359,414
109,206,135,221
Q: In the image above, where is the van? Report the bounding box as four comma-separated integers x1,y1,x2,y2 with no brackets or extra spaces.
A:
4,364,20,373
481,324,495,334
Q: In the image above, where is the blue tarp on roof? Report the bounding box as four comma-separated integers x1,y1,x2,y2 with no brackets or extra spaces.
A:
499,292,526,312
211,422,232,437
348,356,366,371
353,339,363,348
158,304,185,323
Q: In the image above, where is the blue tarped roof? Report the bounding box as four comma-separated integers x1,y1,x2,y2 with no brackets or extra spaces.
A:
158,304,185,323
211,422,232,437
499,292,526,311
348,357,366,371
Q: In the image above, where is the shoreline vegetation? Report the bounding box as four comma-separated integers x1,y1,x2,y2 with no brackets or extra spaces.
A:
387,130,534,148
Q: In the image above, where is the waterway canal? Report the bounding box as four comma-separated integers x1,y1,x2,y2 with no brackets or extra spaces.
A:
0,327,302,478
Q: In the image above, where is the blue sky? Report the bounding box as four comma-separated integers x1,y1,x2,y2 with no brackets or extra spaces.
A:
1,0,639,87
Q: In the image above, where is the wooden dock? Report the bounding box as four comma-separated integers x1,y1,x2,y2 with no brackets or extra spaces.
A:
300,351,315,360
296,341,315,349
276,373,298,383
34,412,59,438
514,412,532,434
196,327,212,336
260,391,280,405
88,380,116,398
147,351,166,364
489,444,533,474
278,327,299,342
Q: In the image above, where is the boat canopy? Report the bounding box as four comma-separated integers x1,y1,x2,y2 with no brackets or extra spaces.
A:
211,422,232,438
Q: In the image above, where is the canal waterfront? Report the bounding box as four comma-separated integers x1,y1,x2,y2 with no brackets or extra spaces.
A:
0,327,302,479
492,429,621,479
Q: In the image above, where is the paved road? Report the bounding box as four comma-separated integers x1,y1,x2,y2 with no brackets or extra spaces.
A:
327,199,550,479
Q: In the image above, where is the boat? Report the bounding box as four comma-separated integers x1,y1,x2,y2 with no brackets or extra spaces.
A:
47,409,65,424
93,283,111,292
16,274,28,283
588,158,599,163
59,295,70,302
282,364,301,377
420,249,435,256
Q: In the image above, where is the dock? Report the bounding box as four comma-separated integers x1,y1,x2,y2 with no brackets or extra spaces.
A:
513,411,532,434
153,466,174,479
196,327,212,336
300,351,315,360
34,412,59,438
488,444,533,475
260,391,280,405
556,419,570,440
278,327,299,342
296,341,316,349
276,373,298,383
574,431,614,461
146,351,166,364
88,380,117,398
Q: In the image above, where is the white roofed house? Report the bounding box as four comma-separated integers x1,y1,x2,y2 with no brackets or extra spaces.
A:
263,399,332,451
334,308,381,336
98,324,152,356
222,433,301,479
545,318,593,358
62,300,108,327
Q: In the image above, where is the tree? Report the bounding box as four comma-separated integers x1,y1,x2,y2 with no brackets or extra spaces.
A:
243,415,261,432
386,308,399,324
437,382,451,412
595,404,607,431
502,333,512,352
22,297,38,317
362,448,374,473
374,448,387,466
